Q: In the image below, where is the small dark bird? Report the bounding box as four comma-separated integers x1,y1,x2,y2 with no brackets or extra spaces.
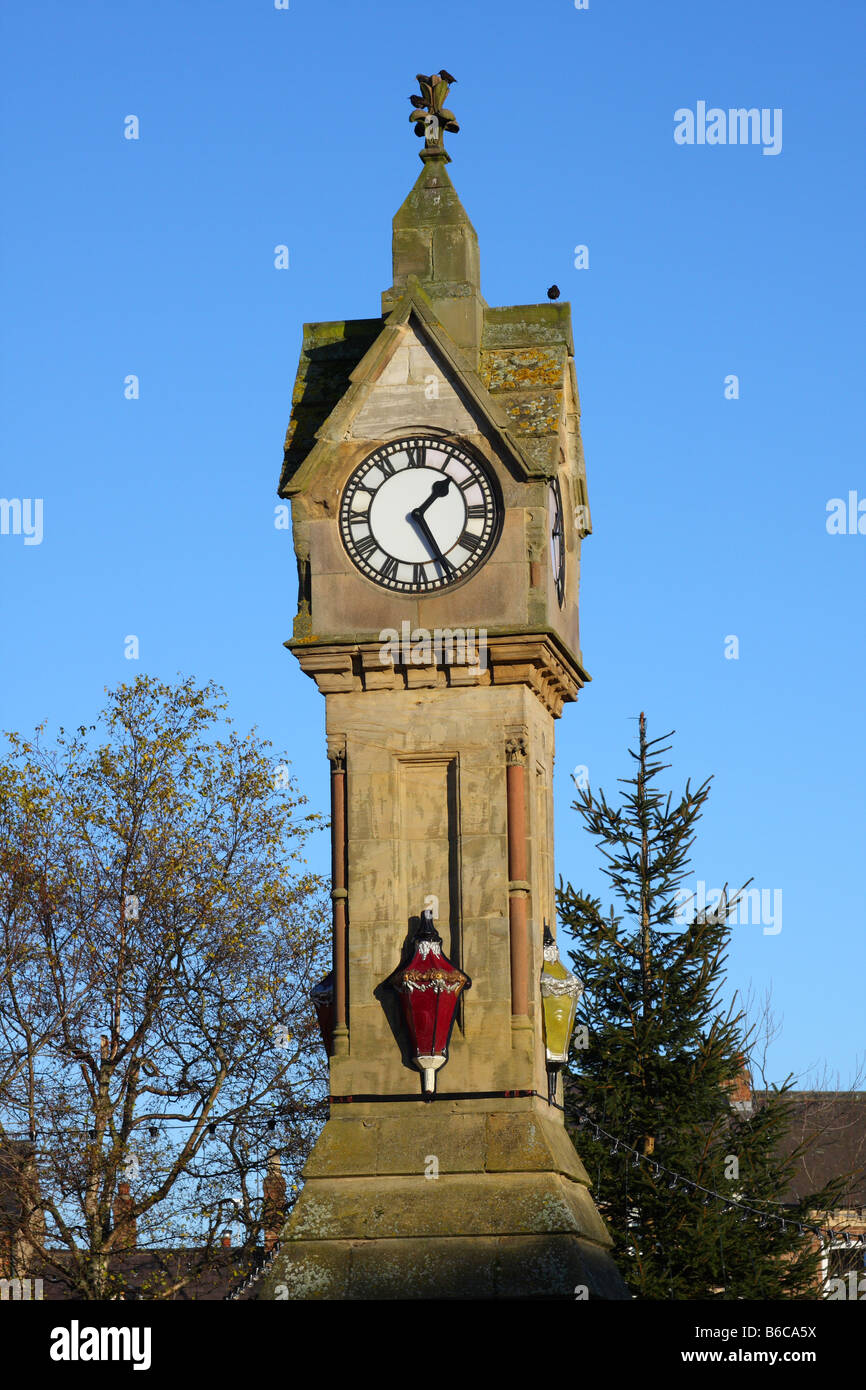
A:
409,94,426,108
547,284,560,300
439,69,457,84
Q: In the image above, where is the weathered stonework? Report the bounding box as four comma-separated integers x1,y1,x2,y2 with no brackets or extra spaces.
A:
263,136,627,1299
258,1101,626,1300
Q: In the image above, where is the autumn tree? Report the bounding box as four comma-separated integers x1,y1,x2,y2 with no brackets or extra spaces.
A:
0,675,329,1299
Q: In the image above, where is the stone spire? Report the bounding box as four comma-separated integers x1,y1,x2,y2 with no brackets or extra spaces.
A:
382,73,485,362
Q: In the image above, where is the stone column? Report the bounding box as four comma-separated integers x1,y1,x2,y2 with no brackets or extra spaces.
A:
328,737,349,1057
505,731,531,1034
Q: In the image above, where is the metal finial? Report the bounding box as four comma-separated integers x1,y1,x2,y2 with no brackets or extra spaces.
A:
417,906,442,943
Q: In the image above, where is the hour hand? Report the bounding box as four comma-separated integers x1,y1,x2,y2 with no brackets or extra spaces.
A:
410,509,454,573
414,477,451,519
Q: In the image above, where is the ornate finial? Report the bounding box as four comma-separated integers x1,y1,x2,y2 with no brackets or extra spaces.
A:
408,70,459,160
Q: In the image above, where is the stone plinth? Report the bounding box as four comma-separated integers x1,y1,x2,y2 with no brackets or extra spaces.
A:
259,1098,629,1300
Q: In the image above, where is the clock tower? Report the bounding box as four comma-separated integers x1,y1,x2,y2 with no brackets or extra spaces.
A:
261,74,627,1300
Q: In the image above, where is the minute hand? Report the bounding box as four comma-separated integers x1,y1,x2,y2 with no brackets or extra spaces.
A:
410,509,454,573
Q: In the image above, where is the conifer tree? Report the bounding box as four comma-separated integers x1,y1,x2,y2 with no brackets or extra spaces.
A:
558,714,845,1299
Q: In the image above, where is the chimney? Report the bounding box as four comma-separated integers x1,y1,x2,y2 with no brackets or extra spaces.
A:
262,1150,287,1253
113,1180,137,1249
725,1055,753,1114
0,1140,46,1276
221,1231,232,1249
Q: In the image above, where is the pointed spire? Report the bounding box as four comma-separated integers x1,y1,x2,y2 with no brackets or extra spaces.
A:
383,71,485,361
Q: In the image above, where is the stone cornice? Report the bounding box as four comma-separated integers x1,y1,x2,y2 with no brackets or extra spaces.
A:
289,631,588,717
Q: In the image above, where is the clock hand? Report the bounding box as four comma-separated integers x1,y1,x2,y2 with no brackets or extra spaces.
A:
414,477,451,520
410,510,455,573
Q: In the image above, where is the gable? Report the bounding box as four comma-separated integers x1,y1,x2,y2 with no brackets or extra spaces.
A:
348,322,483,442
279,293,583,500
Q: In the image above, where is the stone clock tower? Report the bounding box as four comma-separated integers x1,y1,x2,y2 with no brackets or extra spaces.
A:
261,74,627,1300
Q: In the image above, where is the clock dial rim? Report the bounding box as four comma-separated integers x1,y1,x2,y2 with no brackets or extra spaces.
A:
548,477,566,608
339,436,503,595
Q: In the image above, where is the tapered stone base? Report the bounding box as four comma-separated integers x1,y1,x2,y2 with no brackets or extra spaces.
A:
258,1100,629,1300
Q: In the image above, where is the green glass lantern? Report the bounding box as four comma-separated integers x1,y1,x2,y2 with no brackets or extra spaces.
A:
540,922,584,1104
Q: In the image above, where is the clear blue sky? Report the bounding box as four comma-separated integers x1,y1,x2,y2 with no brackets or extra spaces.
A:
1,1,863,1085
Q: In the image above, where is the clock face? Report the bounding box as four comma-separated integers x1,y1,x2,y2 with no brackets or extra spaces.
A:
548,478,565,607
339,437,500,593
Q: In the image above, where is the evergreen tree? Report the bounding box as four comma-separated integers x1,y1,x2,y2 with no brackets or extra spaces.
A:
558,714,845,1300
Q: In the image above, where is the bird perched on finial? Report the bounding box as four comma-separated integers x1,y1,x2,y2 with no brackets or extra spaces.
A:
547,285,561,301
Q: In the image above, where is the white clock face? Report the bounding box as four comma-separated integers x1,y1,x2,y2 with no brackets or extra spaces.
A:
339,437,500,593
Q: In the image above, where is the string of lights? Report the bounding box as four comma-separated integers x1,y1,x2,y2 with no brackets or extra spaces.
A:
6,1100,862,1256
224,1239,284,1301
571,1106,866,1252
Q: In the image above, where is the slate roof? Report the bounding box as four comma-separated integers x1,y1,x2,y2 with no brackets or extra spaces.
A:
281,317,383,484
28,1248,261,1301
752,1091,866,1208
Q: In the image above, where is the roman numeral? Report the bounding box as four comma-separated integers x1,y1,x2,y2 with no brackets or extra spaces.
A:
379,555,399,581
406,443,427,468
355,533,377,559
458,530,482,553
377,457,395,477
412,564,428,587
466,504,487,520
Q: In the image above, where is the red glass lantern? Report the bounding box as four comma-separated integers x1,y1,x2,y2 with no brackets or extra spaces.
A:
310,971,335,1056
394,910,470,1098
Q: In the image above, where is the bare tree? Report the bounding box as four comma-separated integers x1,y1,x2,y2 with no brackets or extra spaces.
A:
0,675,329,1299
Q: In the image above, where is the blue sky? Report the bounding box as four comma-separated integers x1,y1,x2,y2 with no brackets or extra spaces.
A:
1,0,863,1085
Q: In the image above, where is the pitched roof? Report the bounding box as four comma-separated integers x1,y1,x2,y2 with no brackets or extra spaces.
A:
279,296,577,496
278,148,580,498
28,1248,262,1301
752,1091,866,1208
